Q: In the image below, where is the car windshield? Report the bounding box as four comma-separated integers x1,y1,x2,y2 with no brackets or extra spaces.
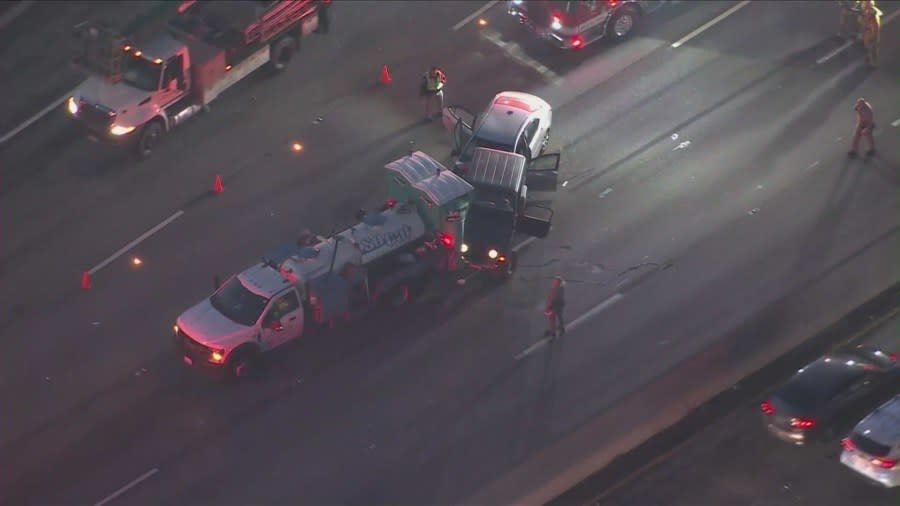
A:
122,55,161,92
209,276,268,327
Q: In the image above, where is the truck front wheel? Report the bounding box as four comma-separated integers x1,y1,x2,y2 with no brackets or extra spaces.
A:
135,120,164,159
269,35,298,73
607,6,641,42
226,346,259,382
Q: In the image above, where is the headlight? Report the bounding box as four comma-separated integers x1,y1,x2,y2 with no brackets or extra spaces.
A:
209,348,226,364
173,324,180,335
488,249,499,259
110,124,136,136
460,243,469,253
67,97,79,115
511,0,523,4
550,16,562,31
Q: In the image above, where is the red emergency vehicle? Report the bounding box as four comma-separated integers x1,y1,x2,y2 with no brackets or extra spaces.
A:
508,0,654,49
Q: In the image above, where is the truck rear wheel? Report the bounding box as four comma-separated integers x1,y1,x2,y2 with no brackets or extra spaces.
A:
607,6,641,42
135,120,164,159
269,35,298,73
226,346,259,382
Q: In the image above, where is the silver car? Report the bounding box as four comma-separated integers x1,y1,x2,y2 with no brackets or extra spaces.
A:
840,393,900,487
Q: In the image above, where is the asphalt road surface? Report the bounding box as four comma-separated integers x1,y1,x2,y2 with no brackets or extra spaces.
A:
600,313,900,506
2,1,898,505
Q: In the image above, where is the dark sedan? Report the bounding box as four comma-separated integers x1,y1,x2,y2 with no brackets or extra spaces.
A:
761,345,900,445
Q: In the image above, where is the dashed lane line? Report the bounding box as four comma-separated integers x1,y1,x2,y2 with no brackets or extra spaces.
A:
87,211,185,276
515,293,624,361
670,0,751,49
453,0,499,31
94,468,159,506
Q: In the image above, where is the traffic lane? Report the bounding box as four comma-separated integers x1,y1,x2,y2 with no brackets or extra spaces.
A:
464,27,900,504
111,33,900,506
0,1,162,131
0,4,556,498
21,2,884,502
0,0,539,339
0,0,515,346
5,0,880,502
600,315,900,506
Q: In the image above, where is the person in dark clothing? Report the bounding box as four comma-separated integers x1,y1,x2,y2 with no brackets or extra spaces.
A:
544,276,566,337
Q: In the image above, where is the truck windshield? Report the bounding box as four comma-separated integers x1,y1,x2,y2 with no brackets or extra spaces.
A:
209,276,268,327
122,56,162,92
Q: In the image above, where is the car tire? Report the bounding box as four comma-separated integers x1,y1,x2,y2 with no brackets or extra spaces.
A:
226,347,258,382
607,6,641,42
268,35,298,73
135,119,164,159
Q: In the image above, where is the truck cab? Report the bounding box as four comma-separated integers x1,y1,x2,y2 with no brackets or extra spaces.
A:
458,147,558,280
507,0,653,49
175,262,305,379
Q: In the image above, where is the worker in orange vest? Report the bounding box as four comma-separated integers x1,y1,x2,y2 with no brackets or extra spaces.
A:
544,276,566,338
849,97,876,158
838,0,862,39
859,0,882,67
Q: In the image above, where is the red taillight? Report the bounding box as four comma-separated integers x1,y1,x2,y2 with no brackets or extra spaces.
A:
439,233,454,249
889,352,898,363
873,458,898,469
571,35,584,48
841,437,856,451
385,198,396,209
789,417,816,429
760,400,775,416
608,0,619,6
552,15,561,25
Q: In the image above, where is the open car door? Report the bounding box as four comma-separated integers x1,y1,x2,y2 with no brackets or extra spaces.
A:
442,105,475,156
516,205,553,239
526,152,560,192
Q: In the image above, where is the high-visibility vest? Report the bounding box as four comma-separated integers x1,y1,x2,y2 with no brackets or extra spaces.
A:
424,70,445,92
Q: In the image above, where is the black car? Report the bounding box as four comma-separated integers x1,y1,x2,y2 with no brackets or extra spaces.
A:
761,345,900,445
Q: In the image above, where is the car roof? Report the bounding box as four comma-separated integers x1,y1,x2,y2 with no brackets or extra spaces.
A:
237,263,292,298
775,356,870,405
854,394,900,447
475,92,550,147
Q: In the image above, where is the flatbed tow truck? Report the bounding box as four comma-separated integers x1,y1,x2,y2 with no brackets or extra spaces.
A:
174,151,475,380
67,0,328,158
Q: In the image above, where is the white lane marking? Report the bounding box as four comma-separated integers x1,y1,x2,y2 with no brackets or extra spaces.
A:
816,39,855,65
453,0,499,31
514,293,624,360
0,0,35,28
892,118,900,128
567,292,624,331
670,0,752,48
481,28,564,84
0,87,77,145
88,211,185,275
513,236,537,252
803,160,821,172
94,468,159,506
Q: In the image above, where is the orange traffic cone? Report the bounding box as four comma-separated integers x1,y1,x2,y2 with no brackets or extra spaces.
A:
81,271,91,290
379,65,392,85
213,175,224,194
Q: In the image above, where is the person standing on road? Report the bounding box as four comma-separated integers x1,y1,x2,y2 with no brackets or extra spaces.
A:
544,276,566,338
421,65,447,121
849,97,876,158
860,0,882,67
838,0,862,39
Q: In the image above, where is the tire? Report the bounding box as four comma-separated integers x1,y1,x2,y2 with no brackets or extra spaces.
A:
606,6,641,42
268,35,298,73
225,346,258,382
135,120,164,159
